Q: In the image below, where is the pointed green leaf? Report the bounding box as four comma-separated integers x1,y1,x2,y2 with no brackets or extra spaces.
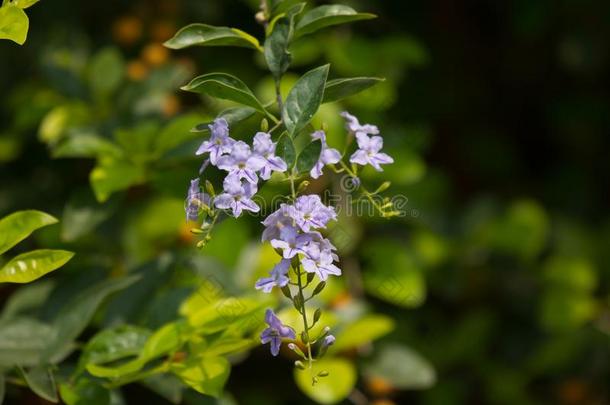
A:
0,210,58,255
322,77,385,104
296,140,322,174
264,3,305,78
79,326,151,371
294,358,356,404
42,275,140,364
276,133,296,169
0,250,73,284
52,134,122,159
295,5,376,38
282,64,329,136
20,366,58,403
0,4,29,45
170,356,230,398
265,17,291,78
181,73,266,113
164,24,261,51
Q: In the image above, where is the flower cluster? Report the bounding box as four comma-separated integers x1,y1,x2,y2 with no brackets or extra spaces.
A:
189,118,288,218
185,111,394,374
256,194,340,295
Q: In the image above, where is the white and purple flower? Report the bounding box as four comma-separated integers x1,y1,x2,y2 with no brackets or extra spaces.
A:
270,226,313,259
260,309,296,356
349,132,394,172
288,194,337,232
255,258,291,293
216,141,267,184
196,118,235,165
301,242,342,281
310,130,341,179
253,132,288,180
214,174,259,217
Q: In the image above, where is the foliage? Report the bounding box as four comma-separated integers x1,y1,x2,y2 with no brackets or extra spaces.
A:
0,0,608,404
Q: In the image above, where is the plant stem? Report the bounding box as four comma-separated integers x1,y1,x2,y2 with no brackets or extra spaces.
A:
295,263,314,379
337,160,388,216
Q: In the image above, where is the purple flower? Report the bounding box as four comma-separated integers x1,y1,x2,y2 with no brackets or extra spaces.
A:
253,132,288,180
261,204,293,242
260,309,296,356
217,141,267,184
255,259,291,293
270,226,313,259
310,131,341,179
289,195,337,232
214,174,259,217
340,111,379,135
349,133,394,172
185,178,202,221
196,118,235,165
301,242,341,281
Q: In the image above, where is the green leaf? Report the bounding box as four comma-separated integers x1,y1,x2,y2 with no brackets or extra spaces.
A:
322,77,385,104
79,326,151,371
90,157,146,203
295,5,376,38
192,107,257,133
296,140,321,174
20,366,58,403
59,378,110,405
0,250,74,284
203,337,256,357
264,3,305,78
87,321,188,379
0,4,29,45
181,73,267,114
294,358,356,404
42,275,140,364
170,356,230,398
265,17,291,78
12,0,40,9
364,344,436,390
164,24,261,51
275,133,296,169
282,64,329,136
87,47,125,99
0,318,55,367
0,210,58,255
330,315,394,354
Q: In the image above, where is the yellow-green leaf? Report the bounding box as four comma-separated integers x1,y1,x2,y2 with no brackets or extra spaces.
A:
170,356,230,398
0,210,58,255
0,4,29,45
0,249,74,284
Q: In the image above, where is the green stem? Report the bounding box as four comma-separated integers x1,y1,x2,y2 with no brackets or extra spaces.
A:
295,263,314,378
337,160,387,216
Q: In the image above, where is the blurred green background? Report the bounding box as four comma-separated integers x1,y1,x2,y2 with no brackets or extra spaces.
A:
0,0,609,404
